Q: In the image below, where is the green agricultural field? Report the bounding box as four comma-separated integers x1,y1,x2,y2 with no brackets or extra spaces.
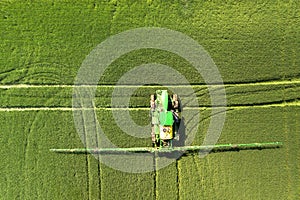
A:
1,0,299,199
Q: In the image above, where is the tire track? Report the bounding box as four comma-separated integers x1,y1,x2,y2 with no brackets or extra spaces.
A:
0,62,73,85
153,153,157,200
0,101,299,112
23,111,40,198
80,100,91,200
91,101,102,200
176,160,180,200
0,78,299,88
0,80,298,108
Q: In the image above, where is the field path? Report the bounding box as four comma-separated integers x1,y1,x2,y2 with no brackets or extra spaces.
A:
0,101,299,112
0,79,299,89
0,78,299,112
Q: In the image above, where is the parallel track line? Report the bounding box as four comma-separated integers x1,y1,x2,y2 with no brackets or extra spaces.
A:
0,79,299,89
0,102,299,112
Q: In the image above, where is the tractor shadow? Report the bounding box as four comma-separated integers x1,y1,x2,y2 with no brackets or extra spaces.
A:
173,117,186,147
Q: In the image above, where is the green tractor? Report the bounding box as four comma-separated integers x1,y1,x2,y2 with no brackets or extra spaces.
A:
150,90,181,148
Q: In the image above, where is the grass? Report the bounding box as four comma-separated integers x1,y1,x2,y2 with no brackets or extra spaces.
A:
0,0,299,199
156,162,178,200
0,111,88,199
1,1,299,85
100,164,154,200
179,106,298,199
0,107,298,199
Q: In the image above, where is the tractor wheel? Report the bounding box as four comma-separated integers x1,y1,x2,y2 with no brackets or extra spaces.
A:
150,94,155,109
172,94,179,110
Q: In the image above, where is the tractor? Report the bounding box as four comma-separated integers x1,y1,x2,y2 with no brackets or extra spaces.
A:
50,90,282,154
150,90,181,148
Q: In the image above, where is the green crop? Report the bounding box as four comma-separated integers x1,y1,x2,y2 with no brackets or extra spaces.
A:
0,0,299,199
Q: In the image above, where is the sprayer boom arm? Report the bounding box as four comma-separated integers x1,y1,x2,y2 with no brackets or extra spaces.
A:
50,142,282,154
